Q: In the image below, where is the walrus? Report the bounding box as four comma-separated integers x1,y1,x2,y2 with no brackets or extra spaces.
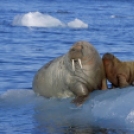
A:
32,41,107,106
102,52,134,88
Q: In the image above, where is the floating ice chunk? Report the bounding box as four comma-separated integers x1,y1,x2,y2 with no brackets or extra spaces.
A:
67,18,88,28
12,12,65,27
1,87,134,132
12,12,88,29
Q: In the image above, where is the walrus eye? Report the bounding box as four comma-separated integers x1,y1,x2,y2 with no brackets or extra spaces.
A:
71,48,76,52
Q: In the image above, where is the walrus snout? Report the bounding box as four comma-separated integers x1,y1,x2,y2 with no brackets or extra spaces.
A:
69,44,83,59
71,59,83,71
69,45,83,71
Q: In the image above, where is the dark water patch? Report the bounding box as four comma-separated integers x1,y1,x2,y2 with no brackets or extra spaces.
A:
56,10,73,14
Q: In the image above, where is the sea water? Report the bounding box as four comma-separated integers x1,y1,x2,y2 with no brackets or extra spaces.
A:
1,0,134,133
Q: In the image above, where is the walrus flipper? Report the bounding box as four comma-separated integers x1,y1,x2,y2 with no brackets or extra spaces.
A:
117,74,129,88
71,82,89,106
72,95,89,106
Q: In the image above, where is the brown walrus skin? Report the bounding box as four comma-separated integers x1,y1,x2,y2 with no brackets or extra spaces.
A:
102,52,134,88
32,41,107,106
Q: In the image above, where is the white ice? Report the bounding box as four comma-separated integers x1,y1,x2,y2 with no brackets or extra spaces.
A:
1,87,134,133
12,12,88,29
12,12,65,27
67,18,88,28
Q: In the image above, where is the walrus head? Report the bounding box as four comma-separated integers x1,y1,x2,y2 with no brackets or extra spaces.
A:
102,53,114,64
69,41,97,71
102,53,120,66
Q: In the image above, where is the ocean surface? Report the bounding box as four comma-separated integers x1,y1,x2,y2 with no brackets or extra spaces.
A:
1,0,134,133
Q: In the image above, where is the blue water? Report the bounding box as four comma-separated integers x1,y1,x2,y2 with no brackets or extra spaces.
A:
1,0,134,133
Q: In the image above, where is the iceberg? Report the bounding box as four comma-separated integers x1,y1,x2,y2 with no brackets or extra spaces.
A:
12,12,65,27
12,12,88,29
67,18,88,28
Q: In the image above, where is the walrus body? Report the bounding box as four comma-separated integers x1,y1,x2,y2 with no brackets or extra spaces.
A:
33,41,107,105
102,53,134,88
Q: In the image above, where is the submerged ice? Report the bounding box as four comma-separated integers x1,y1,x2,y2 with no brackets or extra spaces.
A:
12,12,88,28
1,87,134,133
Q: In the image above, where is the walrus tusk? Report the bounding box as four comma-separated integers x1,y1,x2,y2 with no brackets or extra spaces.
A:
78,59,82,69
72,59,75,71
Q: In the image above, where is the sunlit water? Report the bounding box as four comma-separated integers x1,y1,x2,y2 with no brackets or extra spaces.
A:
1,0,134,134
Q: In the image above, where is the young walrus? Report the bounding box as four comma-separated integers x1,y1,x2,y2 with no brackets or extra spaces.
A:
102,52,134,88
33,41,107,106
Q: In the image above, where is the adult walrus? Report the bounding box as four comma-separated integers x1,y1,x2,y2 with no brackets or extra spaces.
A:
32,41,107,106
102,52,134,88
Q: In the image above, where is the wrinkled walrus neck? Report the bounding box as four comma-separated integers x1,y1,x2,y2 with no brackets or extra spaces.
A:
109,57,121,69
114,57,121,63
